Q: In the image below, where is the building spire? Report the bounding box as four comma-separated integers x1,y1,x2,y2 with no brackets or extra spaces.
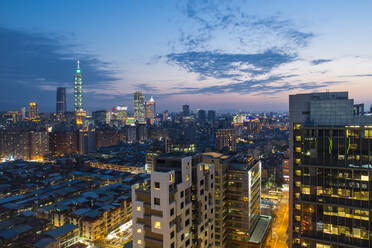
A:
76,60,81,73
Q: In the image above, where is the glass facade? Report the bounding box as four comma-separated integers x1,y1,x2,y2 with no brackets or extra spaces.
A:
292,125,372,247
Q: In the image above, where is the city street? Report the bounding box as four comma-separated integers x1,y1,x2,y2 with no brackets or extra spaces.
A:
265,190,289,248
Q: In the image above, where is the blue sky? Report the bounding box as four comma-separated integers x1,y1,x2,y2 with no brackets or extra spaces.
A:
1,0,372,112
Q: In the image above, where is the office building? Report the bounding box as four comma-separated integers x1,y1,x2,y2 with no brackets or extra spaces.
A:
289,92,372,248
198,109,206,123
216,129,236,152
93,110,111,126
183,104,190,116
112,105,128,123
56,87,67,114
203,152,271,248
134,91,145,124
74,60,83,112
145,96,156,124
132,153,215,248
28,102,38,120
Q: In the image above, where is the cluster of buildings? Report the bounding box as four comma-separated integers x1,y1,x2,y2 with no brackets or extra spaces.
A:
0,159,149,247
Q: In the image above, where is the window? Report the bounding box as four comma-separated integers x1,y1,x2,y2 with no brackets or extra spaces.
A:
170,231,174,239
186,239,190,247
186,209,190,216
187,162,190,169
181,234,184,240
296,147,301,153
137,240,142,245
154,221,161,229
170,208,174,216
154,182,160,189
169,174,174,182
181,202,184,209
181,191,184,198
137,228,142,233
295,170,301,176
200,179,204,185
154,197,160,205
295,136,301,142
186,174,190,181
185,219,190,226
295,159,301,164
136,206,141,211
171,243,174,248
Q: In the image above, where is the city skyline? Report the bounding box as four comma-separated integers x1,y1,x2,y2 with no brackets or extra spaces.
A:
1,1,372,112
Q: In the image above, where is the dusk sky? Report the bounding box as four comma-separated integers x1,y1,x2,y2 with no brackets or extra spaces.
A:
1,0,372,113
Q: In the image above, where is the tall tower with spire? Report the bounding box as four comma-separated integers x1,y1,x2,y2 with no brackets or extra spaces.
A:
74,60,83,112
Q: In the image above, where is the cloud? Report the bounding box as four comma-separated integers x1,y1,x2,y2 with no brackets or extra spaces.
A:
311,59,332,65
172,78,345,96
343,74,372,77
176,0,314,52
0,26,120,111
166,49,296,79
135,83,159,92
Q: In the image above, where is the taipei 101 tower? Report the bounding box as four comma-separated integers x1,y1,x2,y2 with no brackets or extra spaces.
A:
74,60,83,112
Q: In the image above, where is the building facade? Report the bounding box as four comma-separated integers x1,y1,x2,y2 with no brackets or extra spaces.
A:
145,96,155,125
289,92,372,248
132,154,215,248
28,102,38,120
56,87,67,114
134,91,145,124
216,129,236,152
74,61,83,112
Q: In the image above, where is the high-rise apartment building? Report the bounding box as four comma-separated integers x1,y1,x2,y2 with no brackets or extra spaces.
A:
289,92,372,248
28,102,38,120
145,96,156,125
216,129,236,152
74,61,83,112
56,87,67,114
203,152,271,248
134,91,145,124
132,153,215,248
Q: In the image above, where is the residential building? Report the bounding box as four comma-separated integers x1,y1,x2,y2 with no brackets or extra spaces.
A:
216,129,236,152
132,153,215,248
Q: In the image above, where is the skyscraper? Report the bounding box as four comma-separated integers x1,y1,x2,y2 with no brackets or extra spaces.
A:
56,87,66,114
74,61,83,112
197,109,206,123
208,110,216,124
289,92,372,248
183,104,190,116
145,96,155,124
28,102,38,120
134,91,145,124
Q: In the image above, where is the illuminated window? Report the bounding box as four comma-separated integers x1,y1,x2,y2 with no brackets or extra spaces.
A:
294,124,301,130
186,162,190,169
137,240,142,245
243,197,248,202
295,170,301,176
186,174,190,181
137,228,142,233
295,226,299,232
302,186,310,194
295,159,301,164
295,193,300,199
295,204,301,210
295,216,301,222
154,221,161,229
136,206,141,211
200,164,203,171
296,147,301,153
361,174,369,181
169,174,174,182
154,182,160,190
295,136,301,142
295,181,301,187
